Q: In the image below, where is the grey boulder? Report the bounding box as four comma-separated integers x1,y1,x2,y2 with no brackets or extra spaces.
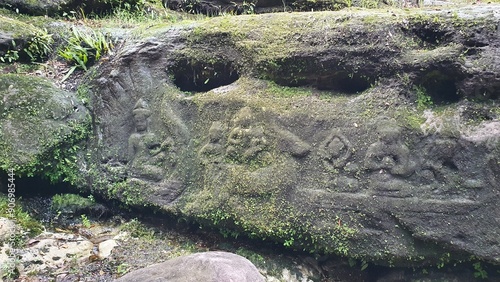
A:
114,251,265,282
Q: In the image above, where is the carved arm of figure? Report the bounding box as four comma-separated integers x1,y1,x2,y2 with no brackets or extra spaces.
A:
388,143,412,176
275,128,311,158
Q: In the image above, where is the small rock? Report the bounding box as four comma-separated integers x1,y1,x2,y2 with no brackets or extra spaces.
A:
98,239,119,259
0,217,17,243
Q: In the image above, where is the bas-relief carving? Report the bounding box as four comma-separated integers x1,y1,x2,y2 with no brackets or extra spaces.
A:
196,111,494,200
414,138,491,202
128,98,168,182
319,131,352,169
364,118,413,176
225,107,270,165
418,139,460,186
199,121,226,165
198,107,311,197
318,130,360,193
125,98,186,205
214,106,312,165
363,118,415,196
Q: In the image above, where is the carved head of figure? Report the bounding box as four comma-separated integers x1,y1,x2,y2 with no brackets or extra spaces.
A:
208,121,225,143
376,118,401,143
232,107,255,129
133,98,151,133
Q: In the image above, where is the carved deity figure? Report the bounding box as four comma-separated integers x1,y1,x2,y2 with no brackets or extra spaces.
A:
364,118,413,177
226,107,269,164
199,121,226,165
224,107,311,165
128,99,168,182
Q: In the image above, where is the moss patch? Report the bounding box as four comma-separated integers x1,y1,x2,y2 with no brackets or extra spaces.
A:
0,74,90,184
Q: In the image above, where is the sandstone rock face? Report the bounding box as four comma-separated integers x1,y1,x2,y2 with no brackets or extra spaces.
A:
114,251,265,282
88,5,500,266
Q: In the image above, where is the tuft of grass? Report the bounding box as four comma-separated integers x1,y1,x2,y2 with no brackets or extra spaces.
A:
51,193,95,214
267,81,312,98
58,27,113,80
24,28,54,62
120,218,157,241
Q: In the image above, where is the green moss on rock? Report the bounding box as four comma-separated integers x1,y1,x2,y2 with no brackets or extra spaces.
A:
0,74,90,182
0,15,39,38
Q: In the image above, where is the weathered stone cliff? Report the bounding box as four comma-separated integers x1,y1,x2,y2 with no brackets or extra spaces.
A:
1,3,499,270
85,5,500,267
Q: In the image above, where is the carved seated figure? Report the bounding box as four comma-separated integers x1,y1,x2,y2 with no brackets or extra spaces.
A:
128,99,167,182
199,121,226,165
364,119,413,177
226,107,269,164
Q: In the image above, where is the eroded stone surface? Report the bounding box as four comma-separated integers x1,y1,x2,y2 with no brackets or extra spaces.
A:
85,5,500,266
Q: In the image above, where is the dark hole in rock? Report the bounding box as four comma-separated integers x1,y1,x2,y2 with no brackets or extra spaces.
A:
464,40,488,48
316,72,371,93
463,48,479,56
410,23,450,45
420,70,460,104
0,172,76,196
443,160,459,171
171,59,239,92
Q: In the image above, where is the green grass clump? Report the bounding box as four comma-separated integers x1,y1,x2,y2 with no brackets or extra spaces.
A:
414,85,433,110
51,193,95,214
58,27,113,80
267,81,312,98
120,218,157,241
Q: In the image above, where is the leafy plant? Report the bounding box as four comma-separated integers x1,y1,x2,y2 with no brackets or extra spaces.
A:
240,1,256,14
473,262,488,279
24,29,54,62
59,27,113,80
414,85,433,109
62,10,78,20
0,41,19,63
116,263,130,276
235,247,265,268
361,0,378,8
182,0,202,14
81,214,91,228
120,218,156,240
